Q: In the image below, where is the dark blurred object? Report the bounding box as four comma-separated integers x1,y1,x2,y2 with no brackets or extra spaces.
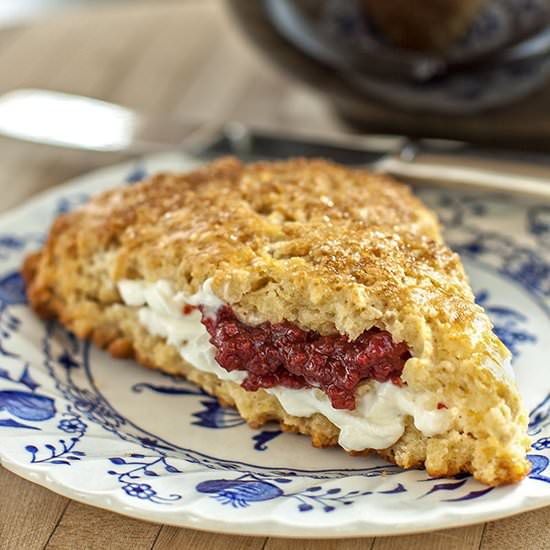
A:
229,0,550,115
361,0,489,51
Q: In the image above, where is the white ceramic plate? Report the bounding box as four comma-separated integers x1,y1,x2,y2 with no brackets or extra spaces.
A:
0,153,549,538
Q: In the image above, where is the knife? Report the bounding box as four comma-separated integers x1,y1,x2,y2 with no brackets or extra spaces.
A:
1,89,550,199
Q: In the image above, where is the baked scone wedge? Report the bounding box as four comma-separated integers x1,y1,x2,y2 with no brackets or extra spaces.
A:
23,157,531,486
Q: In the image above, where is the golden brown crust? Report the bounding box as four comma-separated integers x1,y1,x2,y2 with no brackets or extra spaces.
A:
23,157,531,486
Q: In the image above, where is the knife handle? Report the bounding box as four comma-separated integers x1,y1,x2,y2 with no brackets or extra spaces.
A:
378,141,550,200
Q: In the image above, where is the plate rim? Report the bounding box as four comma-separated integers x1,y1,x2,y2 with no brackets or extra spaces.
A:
3,456,550,539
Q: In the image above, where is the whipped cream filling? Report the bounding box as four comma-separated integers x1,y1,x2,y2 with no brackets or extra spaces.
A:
118,278,453,451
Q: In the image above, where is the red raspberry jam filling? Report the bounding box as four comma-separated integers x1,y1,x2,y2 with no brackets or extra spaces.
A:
201,305,410,410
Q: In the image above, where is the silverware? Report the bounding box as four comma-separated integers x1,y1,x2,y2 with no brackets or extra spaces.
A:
1,89,550,199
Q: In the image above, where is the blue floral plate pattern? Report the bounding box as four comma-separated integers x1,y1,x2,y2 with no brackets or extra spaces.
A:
0,154,549,537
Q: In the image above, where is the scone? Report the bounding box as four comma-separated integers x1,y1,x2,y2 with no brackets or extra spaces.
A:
23,157,531,486
362,0,489,51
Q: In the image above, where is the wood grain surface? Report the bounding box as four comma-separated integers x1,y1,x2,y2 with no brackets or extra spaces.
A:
0,1,548,549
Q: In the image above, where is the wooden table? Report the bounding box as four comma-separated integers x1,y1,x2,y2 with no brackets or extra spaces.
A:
0,2,549,549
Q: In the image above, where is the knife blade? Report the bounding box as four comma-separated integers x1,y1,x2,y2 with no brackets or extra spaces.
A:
1,89,550,200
